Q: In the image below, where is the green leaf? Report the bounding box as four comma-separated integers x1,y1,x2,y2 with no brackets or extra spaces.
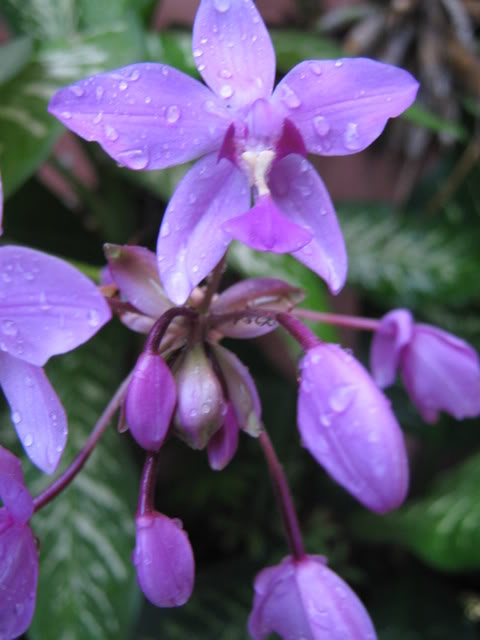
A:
22,324,140,640
0,36,33,86
403,104,468,143
1,0,78,39
270,29,343,69
0,19,145,197
146,31,199,77
353,452,480,572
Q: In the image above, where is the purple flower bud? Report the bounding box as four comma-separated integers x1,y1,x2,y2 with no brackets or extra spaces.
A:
133,511,194,607
125,352,176,451
298,344,408,513
207,402,239,471
371,309,480,423
174,344,224,449
248,555,376,640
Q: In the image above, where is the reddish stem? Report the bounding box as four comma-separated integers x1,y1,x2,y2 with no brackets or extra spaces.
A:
293,308,380,332
276,312,319,351
137,452,159,516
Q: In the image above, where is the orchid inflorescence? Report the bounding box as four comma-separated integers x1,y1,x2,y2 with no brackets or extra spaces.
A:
1,1,480,639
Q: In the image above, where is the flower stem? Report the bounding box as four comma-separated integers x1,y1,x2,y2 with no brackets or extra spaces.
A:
293,308,380,332
137,452,159,516
259,430,305,561
146,307,198,353
199,253,227,313
33,372,133,513
276,312,319,351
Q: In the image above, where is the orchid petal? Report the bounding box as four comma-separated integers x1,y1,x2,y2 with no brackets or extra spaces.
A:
0,447,33,525
298,344,409,513
271,58,419,156
207,403,239,471
104,244,172,319
0,523,38,640
370,309,414,388
403,325,480,423
269,155,347,294
0,246,111,367
157,153,249,305
49,64,232,170
0,354,67,474
223,195,313,253
192,0,275,108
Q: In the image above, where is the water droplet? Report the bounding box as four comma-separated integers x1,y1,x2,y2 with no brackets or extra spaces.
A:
93,112,103,124
214,0,230,12
128,68,140,81
201,402,212,415
69,85,84,97
192,265,199,273
198,63,206,72
313,115,330,137
334,60,344,68
344,122,361,150
144,96,152,104
329,385,356,413
2,320,17,336
105,125,119,141
24,434,33,447
279,83,301,109
166,104,180,124
310,62,323,76
95,86,104,99
87,309,100,327
200,37,208,44
12,411,21,425
117,148,149,170
119,80,128,91
0,342,8,352
219,69,232,79
189,409,198,419
193,48,203,58
219,84,234,99
320,412,332,427
160,222,171,237
61,111,72,120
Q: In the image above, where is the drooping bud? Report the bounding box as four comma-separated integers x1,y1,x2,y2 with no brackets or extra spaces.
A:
207,402,239,471
248,555,377,640
133,512,194,607
371,309,480,423
173,344,224,449
211,344,262,437
125,352,176,451
298,344,408,513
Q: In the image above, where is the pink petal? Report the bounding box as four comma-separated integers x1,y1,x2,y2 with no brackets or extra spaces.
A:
223,195,313,253
0,354,67,474
104,244,172,319
157,153,249,305
0,446,33,525
134,512,194,607
192,0,275,108
211,277,304,339
0,246,111,367
125,352,176,451
298,344,409,513
269,155,347,294
49,63,232,170
402,324,480,423
370,309,414,388
207,402,239,471
249,555,377,640
0,523,38,640
271,58,419,156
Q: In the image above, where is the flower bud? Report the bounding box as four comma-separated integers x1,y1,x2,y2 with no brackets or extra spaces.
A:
298,344,408,513
207,402,239,471
125,352,176,451
248,555,376,640
133,512,194,607
174,344,224,449
371,309,480,423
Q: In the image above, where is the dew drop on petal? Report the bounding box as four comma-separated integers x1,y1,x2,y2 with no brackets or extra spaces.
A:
313,115,330,137
119,80,128,91
160,222,171,238
329,384,356,413
193,48,203,58
219,69,232,79
87,309,100,327
105,125,119,141
95,86,104,100
24,434,34,447
198,63,206,72
69,85,84,97
344,122,361,150
144,96,152,104
61,111,72,120
219,84,234,99
334,60,344,68
166,105,181,124
117,148,149,170
214,0,230,12
279,83,301,109
93,112,103,124
128,68,140,81
11,411,21,425
310,62,323,76
2,320,17,336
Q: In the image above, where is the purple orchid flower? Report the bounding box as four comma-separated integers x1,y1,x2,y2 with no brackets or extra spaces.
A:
0,446,38,640
248,554,376,640
0,244,111,473
298,343,408,513
48,0,419,305
370,309,480,423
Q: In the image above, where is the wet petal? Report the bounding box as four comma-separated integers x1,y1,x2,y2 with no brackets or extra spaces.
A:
157,153,249,305
134,512,194,607
0,523,38,640
0,446,33,525
269,155,347,294
207,402,239,470
298,344,409,513
192,0,275,108
403,324,480,423
0,246,111,367
223,194,312,253
49,63,232,170
0,354,67,474
271,58,419,156
104,244,172,319
370,309,414,388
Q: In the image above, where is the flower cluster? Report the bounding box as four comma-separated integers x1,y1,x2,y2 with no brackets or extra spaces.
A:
2,1,480,639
